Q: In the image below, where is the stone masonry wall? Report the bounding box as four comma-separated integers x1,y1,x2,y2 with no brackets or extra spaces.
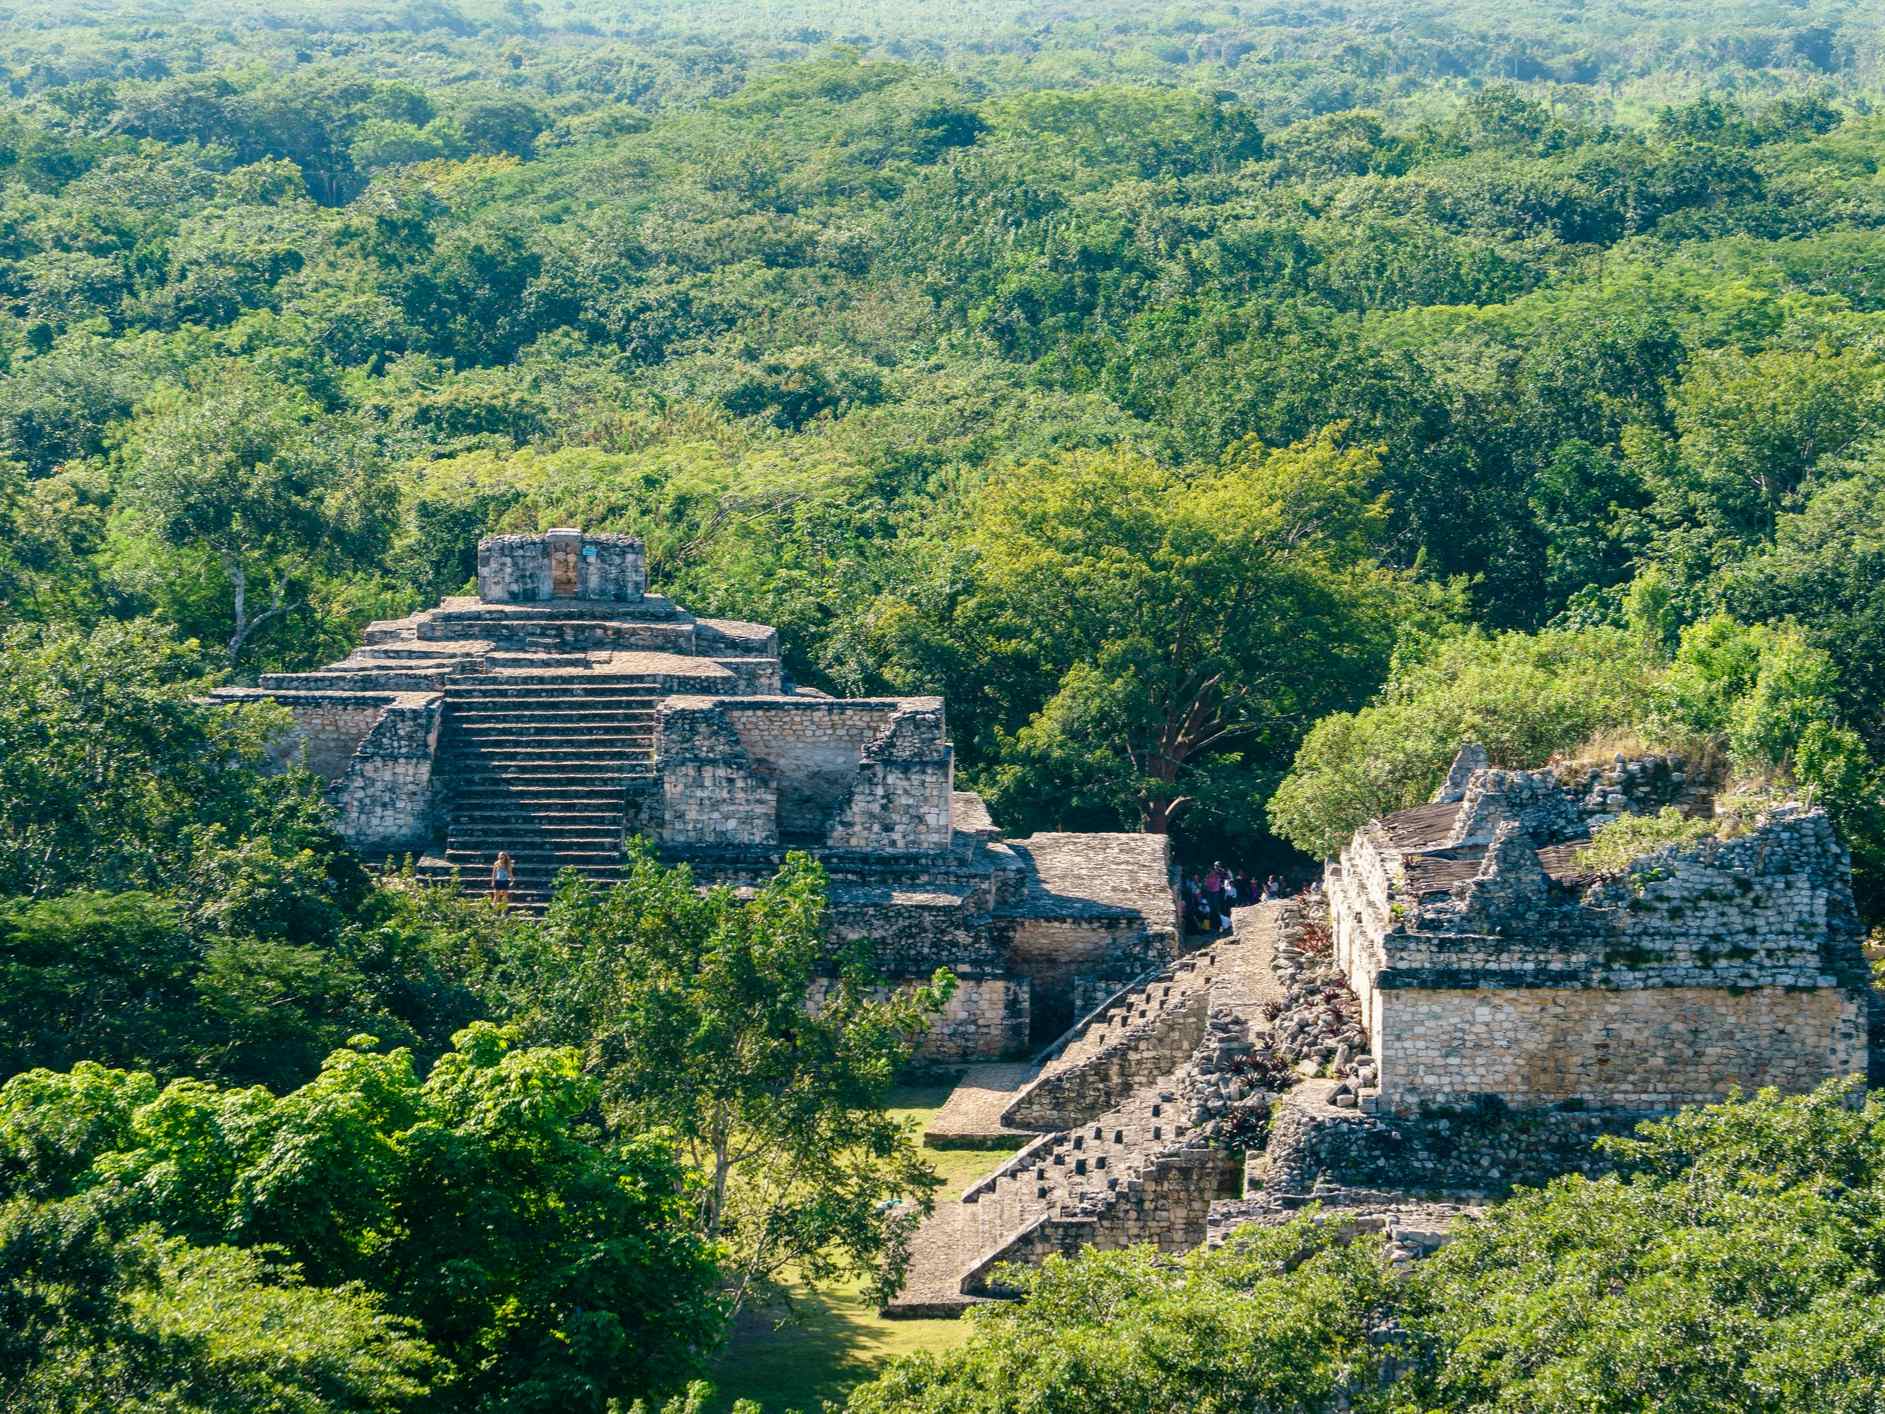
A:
327,693,443,853
1376,983,1865,1110
1330,750,1869,1115
657,696,953,853
727,702,897,843
476,529,645,602
269,696,390,781
825,703,954,853
962,1149,1234,1294
1000,917,1174,1041
657,699,779,847
1003,988,1210,1132
809,975,1030,1061
1259,1085,1644,1198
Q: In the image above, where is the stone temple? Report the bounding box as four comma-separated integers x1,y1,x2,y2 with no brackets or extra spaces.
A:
215,529,1180,1058
213,534,1874,1307
885,745,1874,1315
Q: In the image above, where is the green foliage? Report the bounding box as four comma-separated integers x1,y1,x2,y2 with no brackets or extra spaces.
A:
853,1084,1885,1413
1573,806,1723,876
0,1026,726,1411
521,846,953,1315
0,1196,443,1413
1268,628,1659,860
0,620,317,897
1400,1081,1885,1412
884,432,1444,845
845,1218,1397,1413
113,362,394,669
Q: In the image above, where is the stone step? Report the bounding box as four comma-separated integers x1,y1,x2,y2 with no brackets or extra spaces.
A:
445,745,651,758
447,764,653,779
449,823,624,838
449,806,624,821
447,706,659,719
445,850,624,868
447,721,655,735
445,687,663,702
444,732,654,748
449,786,634,801
446,678,667,693
426,596,684,621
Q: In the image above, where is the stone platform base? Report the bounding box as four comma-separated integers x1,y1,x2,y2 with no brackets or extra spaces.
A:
922,1063,1044,1148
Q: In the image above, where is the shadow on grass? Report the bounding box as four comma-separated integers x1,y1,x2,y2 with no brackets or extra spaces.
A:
705,1087,1021,1412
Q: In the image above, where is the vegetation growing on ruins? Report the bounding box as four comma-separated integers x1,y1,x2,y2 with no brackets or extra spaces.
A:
521,846,955,1316
1573,806,1724,876
3,0,1885,1406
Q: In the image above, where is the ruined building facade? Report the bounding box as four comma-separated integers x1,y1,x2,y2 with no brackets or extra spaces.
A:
1327,747,1870,1116
216,530,1180,1059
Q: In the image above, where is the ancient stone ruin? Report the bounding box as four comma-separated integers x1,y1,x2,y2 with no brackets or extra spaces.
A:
889,745,1873,1315
215,529,1181,1059
1329,747,1870,1115
213,551,1872,1302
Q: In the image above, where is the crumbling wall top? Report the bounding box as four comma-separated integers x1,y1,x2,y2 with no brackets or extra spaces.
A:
476,529,646,603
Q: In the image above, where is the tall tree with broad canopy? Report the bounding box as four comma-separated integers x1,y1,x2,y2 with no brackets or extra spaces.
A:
941,429,1443,836
0,1025,724,1412
114,363,392,669
0,619,322,898
524,845,954,1316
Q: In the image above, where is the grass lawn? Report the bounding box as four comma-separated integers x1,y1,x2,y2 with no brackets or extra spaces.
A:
705,1083,1020,1413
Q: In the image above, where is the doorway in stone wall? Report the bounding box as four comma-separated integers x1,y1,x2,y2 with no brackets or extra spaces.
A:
549,539,580,597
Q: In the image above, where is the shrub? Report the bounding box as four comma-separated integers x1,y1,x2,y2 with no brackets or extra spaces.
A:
1573,806,1720,876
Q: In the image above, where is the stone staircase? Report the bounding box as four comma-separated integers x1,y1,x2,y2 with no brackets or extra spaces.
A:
885,905,1289,1316
960,1076,1234,1292
424,668,661,908
413,598,698,655
999,945,1223,1132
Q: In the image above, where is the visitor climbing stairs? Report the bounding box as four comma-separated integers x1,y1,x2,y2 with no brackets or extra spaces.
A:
420,667,660,909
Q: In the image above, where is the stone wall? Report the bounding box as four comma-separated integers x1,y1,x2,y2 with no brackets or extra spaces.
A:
476,529,645,603
1375,983,1865,1111
809,974,1030,1061
826,887,1007,978
656,695,953,854
730,701,898,843
1329,751,1870,1116
962,1149,1235,1294
656,697,778,847
1000,917,1174,1041
326,693,443,853
824,703,954,853
1259,1085,1644,1197
1003,988,1210,1132
269,695,391,781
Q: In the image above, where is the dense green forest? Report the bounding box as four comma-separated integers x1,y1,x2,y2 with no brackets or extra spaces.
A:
4,0,1885,1409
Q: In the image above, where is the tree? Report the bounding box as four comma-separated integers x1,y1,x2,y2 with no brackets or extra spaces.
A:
1268,627,1661,860
0,1026,725,1412
0,1195,443,1414
1400,1081,1885,1412
0,620,311,898
115,365,393,668
942,432,1431,836
845,1217,1397,1412
524,846,952,1315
